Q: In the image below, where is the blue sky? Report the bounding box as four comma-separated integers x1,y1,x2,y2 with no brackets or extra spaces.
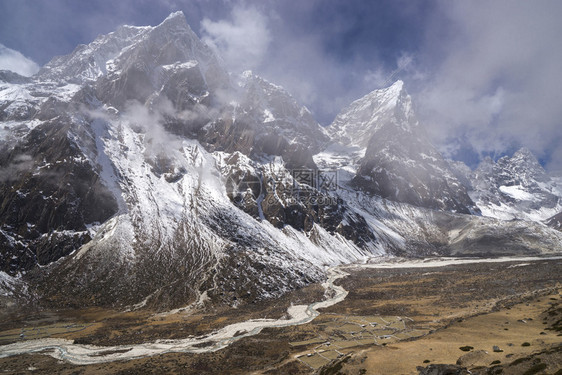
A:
0,0,561,172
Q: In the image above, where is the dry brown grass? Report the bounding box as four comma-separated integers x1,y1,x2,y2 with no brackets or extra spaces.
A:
0,259,560,374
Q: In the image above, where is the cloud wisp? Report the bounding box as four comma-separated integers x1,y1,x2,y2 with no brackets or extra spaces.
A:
0,154,34,182
197,1,562,172
201,5,271,74
0,43,40,76
416,1,562,171
197,2,413,125
1,0,560,171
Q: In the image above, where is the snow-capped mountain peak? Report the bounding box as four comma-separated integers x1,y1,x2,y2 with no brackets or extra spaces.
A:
37,10,224,88
1,12,562,313
161,10,188,23
319,81,476,213
37,25,151,83
328,80,415,148
463,147,561,221
506,147,546,181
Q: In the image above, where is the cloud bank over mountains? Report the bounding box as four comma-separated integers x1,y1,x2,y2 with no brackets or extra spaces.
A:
417,1,562,173
196,1,562,173
0,0,560,172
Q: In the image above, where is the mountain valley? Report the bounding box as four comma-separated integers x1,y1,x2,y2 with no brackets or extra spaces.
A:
0,11,561,374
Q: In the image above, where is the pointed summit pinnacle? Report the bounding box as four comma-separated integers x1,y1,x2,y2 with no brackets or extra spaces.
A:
157,11,190,30
328,79,415,148
163,11,186,22
390,79,404,90
513,147,536,160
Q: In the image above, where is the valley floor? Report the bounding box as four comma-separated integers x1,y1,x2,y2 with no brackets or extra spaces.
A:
0,257,560,374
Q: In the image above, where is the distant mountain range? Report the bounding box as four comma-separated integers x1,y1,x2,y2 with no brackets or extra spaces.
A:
1,12,561,311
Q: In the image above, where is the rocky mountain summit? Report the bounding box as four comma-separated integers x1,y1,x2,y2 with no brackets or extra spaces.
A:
450,148,562,221
1,12,561,311
329,81,476,213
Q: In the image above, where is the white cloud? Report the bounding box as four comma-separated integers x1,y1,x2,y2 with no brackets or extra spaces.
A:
201,5,271,73
417,1,562,170
0,154,33,182
364,53,416,88
363,68,387,88
196,3,416,125
547,149,562,175
0,43,40,76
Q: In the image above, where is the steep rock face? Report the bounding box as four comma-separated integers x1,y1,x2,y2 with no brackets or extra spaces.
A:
547,211,562,230
201,72,329,169
330,81,475,213
465,148,562,221
0,118,117,275
0,12,372,310
38,12,227,89
1,12,562,312
0,78,117,276
217,151,379,251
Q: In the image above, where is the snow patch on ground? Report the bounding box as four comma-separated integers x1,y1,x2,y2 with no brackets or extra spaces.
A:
499,185,536,201
0,271,26,297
